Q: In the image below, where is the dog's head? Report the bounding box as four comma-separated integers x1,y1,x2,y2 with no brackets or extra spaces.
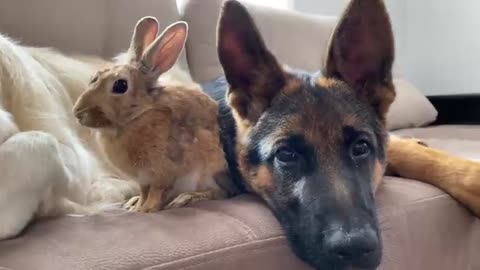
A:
217,0,394,269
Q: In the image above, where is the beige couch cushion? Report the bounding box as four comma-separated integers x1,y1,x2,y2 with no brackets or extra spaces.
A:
0,0,189,69
387,79,438,130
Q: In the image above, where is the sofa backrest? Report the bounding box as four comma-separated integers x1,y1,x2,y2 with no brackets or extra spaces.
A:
181,0,337,84
0,0,189,68
0,0,338,83
0,0,437,130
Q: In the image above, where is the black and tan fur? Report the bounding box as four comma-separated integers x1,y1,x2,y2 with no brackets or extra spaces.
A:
200,0,433,269
213,1,393,269
213,1,480,269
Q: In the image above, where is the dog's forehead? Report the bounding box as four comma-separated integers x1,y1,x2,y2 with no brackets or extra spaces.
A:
281,72,364,122
256,70,377,148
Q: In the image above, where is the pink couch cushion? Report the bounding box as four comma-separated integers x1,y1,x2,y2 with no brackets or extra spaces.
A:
377,178,479,269
0,196,309,270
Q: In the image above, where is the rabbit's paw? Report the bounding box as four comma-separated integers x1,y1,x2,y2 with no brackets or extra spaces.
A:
165,192,210,209
123,195,141,211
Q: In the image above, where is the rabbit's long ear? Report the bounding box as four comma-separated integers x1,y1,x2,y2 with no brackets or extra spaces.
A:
140,21,188,77
128,16,160,63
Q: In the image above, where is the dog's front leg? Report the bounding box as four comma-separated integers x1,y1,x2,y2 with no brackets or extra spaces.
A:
0,110,19,144
387,136,480,217
0,130,89,240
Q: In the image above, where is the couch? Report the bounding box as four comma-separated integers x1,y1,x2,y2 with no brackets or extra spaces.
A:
0,0,479,269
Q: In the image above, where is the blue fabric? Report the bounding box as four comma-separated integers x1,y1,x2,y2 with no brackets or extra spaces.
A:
200,69,323,100
200,76,229,101
201,69,322,93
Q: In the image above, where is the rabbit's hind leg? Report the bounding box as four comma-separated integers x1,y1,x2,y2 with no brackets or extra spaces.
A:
165,189,226,210
138,185,170,213
123,185,149,211
124,196,141,211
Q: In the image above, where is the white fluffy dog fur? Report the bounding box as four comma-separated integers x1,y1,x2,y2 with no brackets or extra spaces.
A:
0,33,192,240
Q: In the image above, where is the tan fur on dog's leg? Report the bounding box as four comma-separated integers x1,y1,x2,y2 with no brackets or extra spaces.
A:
387,137,480,217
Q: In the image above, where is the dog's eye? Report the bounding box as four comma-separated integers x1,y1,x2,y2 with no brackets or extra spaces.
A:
112,79,128,94
275,147,299,164
351,140,370,158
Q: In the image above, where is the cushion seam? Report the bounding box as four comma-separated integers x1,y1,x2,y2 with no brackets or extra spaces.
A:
187,207,259,240
178,238,288,270
142,236,287,270
378,193,452,212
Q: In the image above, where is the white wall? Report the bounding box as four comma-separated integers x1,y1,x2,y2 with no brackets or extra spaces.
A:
403,0,480,95
295,0,345,16
294,0,480,96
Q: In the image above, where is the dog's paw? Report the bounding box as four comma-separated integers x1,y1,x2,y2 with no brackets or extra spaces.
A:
415,139,428,147
390,135,429,147
0,110,19,145
404,137,428,147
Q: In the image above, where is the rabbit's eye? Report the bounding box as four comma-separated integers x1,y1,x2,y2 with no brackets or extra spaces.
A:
112,79,128,94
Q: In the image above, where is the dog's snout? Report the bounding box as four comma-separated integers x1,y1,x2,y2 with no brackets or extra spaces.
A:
324,225,380,267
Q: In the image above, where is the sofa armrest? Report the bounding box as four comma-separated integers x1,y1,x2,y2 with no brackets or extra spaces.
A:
181,0,337,84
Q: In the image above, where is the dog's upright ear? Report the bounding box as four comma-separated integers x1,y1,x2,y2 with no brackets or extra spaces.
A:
217,0,285,126
324,0,395,119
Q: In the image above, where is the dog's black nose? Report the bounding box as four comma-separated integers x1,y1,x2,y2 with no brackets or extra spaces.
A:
324,225,379,266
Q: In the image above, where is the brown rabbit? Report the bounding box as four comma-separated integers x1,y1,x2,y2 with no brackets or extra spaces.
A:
72,17,231,213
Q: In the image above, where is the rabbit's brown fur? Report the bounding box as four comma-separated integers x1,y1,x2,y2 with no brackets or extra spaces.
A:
95,82,227,212
73,18,230,212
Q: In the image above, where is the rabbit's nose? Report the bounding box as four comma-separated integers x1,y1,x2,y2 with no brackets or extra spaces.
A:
74,110,92,126
73,108,88,120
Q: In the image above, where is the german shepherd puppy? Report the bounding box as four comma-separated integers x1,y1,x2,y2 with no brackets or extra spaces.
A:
214,0,395,269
